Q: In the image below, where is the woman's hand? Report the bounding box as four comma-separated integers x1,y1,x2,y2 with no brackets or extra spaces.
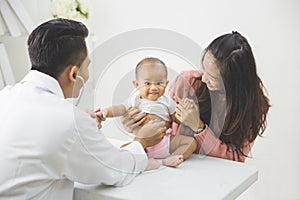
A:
174,96,201,132
134,120,167,149
121,107,147,133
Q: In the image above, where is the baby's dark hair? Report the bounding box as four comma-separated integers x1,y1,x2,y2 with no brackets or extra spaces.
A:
135,57,168,78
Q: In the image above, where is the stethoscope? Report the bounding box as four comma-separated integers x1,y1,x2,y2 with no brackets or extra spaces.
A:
73,73,85,106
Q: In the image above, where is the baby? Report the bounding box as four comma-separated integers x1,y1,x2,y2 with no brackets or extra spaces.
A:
97,57,196,169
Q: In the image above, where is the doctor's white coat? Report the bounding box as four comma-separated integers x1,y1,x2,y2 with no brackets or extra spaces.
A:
0,70,147,200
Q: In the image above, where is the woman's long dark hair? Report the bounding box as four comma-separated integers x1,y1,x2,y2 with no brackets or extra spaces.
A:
201,31,270,157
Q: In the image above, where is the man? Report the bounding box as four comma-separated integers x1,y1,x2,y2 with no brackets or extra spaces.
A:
0,18,166,199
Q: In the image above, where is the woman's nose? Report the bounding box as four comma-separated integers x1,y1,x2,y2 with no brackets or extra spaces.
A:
202,73,208,84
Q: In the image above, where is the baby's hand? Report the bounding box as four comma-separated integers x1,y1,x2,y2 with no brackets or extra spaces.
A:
94,108,108,129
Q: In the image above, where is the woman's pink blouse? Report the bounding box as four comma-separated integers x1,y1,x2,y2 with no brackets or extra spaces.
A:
169,70,254,162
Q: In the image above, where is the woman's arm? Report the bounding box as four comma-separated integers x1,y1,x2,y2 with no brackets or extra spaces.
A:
169,71,253,162
175,98,253,162
193,126,254,162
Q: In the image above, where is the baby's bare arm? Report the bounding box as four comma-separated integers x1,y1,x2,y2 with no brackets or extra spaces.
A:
105,104,127,117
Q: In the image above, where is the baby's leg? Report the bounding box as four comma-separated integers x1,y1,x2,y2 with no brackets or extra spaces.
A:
162,155,184,167
145,158,160,171
170,134,197,159
162,135,197,167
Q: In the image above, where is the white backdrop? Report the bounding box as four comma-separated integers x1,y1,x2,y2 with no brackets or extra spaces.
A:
0,0,299,199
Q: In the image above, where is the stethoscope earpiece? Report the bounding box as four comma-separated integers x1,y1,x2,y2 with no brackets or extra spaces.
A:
74,74,85,106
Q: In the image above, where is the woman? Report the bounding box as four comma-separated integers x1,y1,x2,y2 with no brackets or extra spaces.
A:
122,31,270,162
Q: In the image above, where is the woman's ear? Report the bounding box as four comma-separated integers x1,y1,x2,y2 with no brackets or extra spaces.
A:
133,80,139,88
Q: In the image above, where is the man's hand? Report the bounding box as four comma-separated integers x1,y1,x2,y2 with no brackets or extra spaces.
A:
134,120,167,149
121,107,147,133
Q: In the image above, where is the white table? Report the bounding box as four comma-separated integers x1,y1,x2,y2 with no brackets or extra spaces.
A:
74,152,258,200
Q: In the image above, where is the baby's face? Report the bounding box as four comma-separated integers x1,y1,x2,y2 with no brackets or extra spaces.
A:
134,64,168,101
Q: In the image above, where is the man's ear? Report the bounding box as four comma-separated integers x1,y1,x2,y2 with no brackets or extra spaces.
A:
69,65,78,82
133,80,139,88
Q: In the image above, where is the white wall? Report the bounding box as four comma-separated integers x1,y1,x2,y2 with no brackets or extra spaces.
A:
0,0,299,199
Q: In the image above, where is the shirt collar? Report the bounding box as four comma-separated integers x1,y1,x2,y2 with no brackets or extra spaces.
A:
20,70,65,98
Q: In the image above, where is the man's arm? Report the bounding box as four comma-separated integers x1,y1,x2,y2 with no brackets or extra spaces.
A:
65,110,166,186
65,110,147,186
